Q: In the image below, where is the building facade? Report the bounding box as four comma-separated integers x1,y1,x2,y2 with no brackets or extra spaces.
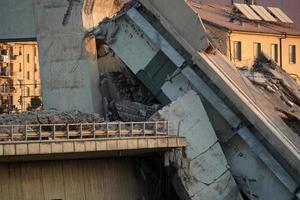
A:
0,42,41,113
189,2,300,82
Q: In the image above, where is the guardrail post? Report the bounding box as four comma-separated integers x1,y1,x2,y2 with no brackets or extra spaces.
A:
53,125,56,140
166,121,169,136
11,125,14,141
143,122,146,137
39,125,42,141
118,122,121,138
25,125,28,141
80,124,83,139
67,124,69,139
106,122,109,138
93,123,96,138
177,122,181,136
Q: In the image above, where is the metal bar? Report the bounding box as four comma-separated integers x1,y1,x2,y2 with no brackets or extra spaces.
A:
39,125,42,141
0,121,170,142
25,125,27,141
118,122,121,138
93,123,96,138
53,125,56,140
11,125,14,142
80,124,83,139
67,124,69,139
106,122,109,138
167,121,169,135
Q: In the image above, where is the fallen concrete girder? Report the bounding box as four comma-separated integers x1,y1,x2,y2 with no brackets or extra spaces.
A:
152,91,241,200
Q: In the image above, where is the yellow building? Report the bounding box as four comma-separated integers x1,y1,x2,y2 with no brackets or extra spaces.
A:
0,42,41,113
189,2,300,81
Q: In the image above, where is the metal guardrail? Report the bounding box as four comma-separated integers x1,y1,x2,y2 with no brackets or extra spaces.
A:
0,121,171,143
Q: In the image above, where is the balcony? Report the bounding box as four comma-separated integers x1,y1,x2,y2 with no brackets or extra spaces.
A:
0,68,12,77
0,86,16,94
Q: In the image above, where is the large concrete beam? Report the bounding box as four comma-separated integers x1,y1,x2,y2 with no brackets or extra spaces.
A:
32,0,104,113
154,91,241,200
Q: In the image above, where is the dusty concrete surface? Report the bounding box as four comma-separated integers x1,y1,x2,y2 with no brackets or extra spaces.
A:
153,91,241,200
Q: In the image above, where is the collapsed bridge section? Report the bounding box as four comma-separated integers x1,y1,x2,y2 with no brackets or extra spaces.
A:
88,0,300,199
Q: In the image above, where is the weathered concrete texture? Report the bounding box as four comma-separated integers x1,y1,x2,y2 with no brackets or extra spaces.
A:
0,137,186,160
156,91,241,200
0,0,36,40
82,0,128,30
0,158,143,200
224,135,294,200
33,0,102,113
139,0,210,53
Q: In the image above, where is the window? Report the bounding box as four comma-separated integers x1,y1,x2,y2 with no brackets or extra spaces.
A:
27,71,30,80
271,44,278,62
9,47,13,56
26,54,30,63
34,80,38,88
34,63,37,72
26,88,30,97
19,63,22,72
34,47,37,57
234,41,242,61
253,42,261,59
289,45,296,64
19,47,22,55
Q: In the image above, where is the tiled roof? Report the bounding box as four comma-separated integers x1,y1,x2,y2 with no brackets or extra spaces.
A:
188,1,300,36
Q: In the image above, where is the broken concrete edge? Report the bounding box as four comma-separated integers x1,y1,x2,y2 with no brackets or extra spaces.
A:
152,90,242,199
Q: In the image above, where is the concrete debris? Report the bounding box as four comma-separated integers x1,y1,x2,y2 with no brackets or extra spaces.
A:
99,68,161,121
0,110,104,125
241,53,300,134
115,100,160,121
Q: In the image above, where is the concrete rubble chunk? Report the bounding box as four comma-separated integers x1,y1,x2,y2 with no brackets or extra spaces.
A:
242,53,300,134
0,110,104,125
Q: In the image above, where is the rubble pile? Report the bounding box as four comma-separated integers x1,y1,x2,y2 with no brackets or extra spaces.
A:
0,110,104,125
99,66,161,121
242,53,300,133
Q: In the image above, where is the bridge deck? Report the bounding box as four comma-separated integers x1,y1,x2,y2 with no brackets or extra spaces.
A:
0,121,186,161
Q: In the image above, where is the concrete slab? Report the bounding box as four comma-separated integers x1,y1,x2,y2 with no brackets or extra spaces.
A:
16,144,28,155
40,143,52,154
96,141,107,151
51,143,63,153
74,142,85,152
63,142,74,153
155,91,241,200
3,145,15,156
84,141,96,152
28,143,40,154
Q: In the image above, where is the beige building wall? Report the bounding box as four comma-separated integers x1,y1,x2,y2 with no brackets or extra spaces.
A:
228,32,300,81
281,36,300,79
0,42,41,113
